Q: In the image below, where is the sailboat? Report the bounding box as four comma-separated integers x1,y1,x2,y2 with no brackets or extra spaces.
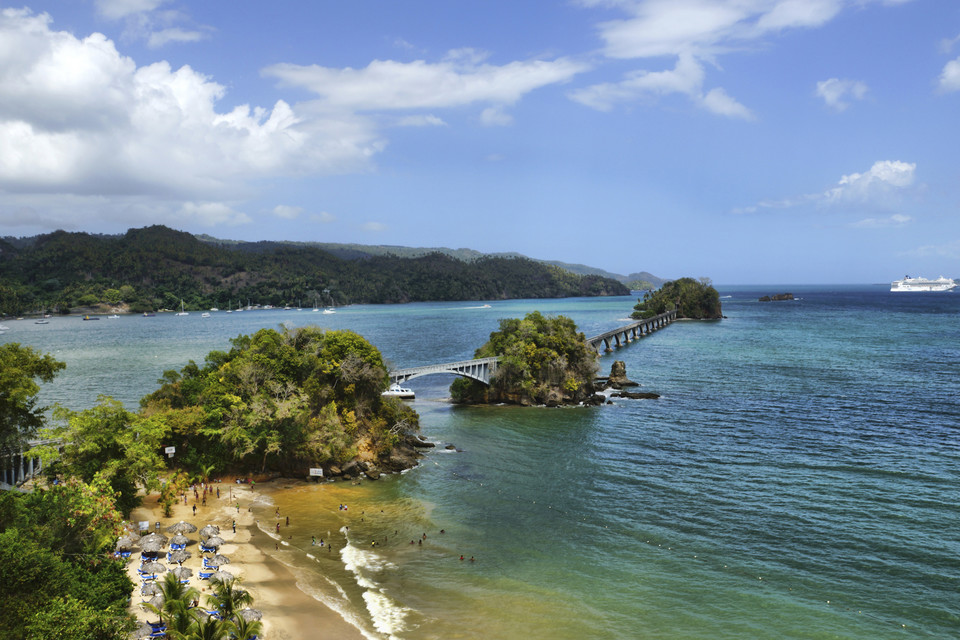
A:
175,300,189,316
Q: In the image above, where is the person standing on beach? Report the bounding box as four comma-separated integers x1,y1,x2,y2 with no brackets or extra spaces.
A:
232,520,236,533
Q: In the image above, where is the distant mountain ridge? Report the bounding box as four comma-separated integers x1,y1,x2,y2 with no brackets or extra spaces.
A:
193,235,665,288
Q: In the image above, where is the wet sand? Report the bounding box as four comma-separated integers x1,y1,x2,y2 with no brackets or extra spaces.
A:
126,483,365,639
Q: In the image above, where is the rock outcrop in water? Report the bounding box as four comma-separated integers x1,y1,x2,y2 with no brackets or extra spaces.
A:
759,293,795,302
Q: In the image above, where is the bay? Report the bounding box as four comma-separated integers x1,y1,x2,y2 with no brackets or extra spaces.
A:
3,286,959,639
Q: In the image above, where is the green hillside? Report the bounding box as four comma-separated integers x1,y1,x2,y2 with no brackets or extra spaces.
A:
0,226,629,315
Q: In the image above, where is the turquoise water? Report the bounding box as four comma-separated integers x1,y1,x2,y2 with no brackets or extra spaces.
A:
3,287,959,639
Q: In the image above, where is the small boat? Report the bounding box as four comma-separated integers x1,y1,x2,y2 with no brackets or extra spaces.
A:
175,300,189,316
83,315,100,321
35,319,49,324
108,314,120,319
382,383,415,399
201,312,211,318
143,312,156,317
323,307,336,315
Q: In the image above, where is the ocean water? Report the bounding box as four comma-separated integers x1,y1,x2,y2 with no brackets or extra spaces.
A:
3,286,959,639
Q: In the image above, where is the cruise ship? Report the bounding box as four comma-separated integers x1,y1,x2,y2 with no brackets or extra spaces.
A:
890,275,957,292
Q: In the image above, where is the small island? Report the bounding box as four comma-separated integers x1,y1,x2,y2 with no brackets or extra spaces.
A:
451,311,602,407
632,277,722,320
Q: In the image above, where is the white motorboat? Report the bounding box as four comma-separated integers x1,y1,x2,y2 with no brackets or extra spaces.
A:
382,383,415,399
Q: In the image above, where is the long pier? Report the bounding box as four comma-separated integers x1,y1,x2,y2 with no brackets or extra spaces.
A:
585,310,677,353
387,311,677,386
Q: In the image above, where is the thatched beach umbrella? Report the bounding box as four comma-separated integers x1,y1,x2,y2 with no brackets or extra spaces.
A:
140,532,168,546
204,535,225,549
140,561,167,575
132,621,154,638
199,525,220,539
140,582,161,596
116,535,137,551
141,594,164,609
139,540,164,554
171,566,193,580
170,534,191,547
167,549,191,565
166,520,197,534
205,554,230,567
239,608,262,621
212,570,234,582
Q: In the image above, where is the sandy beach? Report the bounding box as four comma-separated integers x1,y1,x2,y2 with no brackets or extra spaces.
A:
126,482,365,640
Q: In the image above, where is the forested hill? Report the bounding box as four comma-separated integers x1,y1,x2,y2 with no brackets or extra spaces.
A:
0,226,629,315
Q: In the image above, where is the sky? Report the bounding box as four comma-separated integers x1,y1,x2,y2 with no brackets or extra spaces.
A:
0,0,958,284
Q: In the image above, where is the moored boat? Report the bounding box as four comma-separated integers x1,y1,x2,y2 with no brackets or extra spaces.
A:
382,383,415,399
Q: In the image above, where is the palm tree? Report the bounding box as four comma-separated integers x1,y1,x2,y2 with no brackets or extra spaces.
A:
143,573,201,638
228,615,263,640
188,615,226,640
207,576,253,623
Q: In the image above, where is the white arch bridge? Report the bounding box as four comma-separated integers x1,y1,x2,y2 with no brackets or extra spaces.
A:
387,311,677,387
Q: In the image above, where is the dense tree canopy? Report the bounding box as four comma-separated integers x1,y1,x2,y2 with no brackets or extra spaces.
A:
631,277,722,320
140,325,420,475
0,342,65,452
32,397,167,516
0,225,629,315
0,476,133,640
452,311,599,405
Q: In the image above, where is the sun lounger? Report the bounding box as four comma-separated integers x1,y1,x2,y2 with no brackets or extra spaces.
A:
199,544,215,553
198,571,214,580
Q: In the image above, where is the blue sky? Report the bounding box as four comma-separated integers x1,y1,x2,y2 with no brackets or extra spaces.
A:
0,1,958,284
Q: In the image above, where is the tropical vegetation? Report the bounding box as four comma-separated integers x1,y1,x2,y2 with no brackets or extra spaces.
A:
0,225,629,316
0,475,134,640
139,325,421,477
451,311,599,406
631,277,722,320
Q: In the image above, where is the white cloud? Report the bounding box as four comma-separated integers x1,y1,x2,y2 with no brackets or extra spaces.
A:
906,239,960,259
95,0,167,21
147,27,206,49
362,221,386,232
700,87,754,119
480,106,513,126
736,160,917,215
571,52,751,118
310,211,336,223
262,51,588,111
396,114,447,127
849,213,912,228
938,57,960,93
178,201,251,226
96,0,206,48
816,78,868,111
574,0,904,116
0,8,384,229
825,160,916,203
272,205,302,219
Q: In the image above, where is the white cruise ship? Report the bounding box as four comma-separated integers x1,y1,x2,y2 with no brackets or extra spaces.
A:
890,275,957,292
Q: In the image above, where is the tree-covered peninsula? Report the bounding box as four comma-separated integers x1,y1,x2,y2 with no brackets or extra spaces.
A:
451,311,601,406
631,277,722,320
0,225,629,316
139,326,423,481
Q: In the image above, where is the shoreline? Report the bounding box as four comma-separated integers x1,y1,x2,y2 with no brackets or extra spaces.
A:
127,483,365,640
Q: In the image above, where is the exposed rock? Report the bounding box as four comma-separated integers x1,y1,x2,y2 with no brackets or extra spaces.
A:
759,293,794,302
606,361,639,389
409,436,436,448
363,467,381,480
445,444,457,450
613,391,660,399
